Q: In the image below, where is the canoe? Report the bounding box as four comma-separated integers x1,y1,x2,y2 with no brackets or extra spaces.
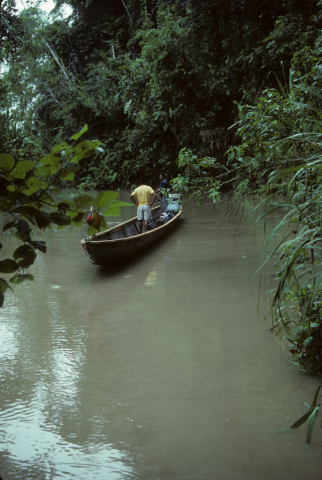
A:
80,205,182,265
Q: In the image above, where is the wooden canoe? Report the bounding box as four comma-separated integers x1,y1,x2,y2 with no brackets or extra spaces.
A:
80,205,182,265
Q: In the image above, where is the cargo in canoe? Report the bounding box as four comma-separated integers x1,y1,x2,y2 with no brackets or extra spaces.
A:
80,205,182,265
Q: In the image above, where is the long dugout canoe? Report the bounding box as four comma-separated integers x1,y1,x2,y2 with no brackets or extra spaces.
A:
80,205,182,265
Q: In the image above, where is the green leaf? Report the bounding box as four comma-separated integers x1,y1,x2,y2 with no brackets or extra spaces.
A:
96,191,119,209
29,241,46,253
34,211,51,229
99,214,107,230
52,142,69,154
110,201,132,207
12,206,39,217
10,160,35,179
13,245,37,268
70,212,84,226
3,221,16,232
39,153,60,172
61,165,80,182
310,385,322,409
4,219,31,237
87,225,97,236
74,194,94,209
49,212,71,226
0,259,19,274
103,205,120,217
0,278,12,294
304,406,320,451
56,202,74,212
34,165,52,178
0,153,15,172
23,177,41,195
13,220,30,234
9,274,34,284
70,124,88,141
62,172,75,181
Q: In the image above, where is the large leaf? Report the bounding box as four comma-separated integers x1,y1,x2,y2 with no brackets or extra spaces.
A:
102,201,132,216
52,142,70,154
99,214,107,231
62,172,75,181
96,191,119,210
71,141,100,163
3,221,16,232
34,211,51,229
49,212,71,226
70,150,93,164
34,165,53,178
56,201,75,212
304,406,320,451
39,153,61,172
23,177,41,196
3,219,31,235
0,277,13,307
0,278,12,294
103,205,120,217
13,245,37,268
14,220,30,234
87,225,97,236
29,241,47,253
0,259,19,274
110,201,132,207
61,165,80,182
70,124,88,141
0,153,15,172
12,206,39,218
74,194,94,209
9,274,34,284
10,160,35,179
70,212,84,226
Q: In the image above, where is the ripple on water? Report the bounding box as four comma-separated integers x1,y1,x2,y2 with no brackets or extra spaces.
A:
1,199,322,480
0,394,133,479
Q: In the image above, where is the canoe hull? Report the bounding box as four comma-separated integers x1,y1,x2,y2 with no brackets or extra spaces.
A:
81,206,181,266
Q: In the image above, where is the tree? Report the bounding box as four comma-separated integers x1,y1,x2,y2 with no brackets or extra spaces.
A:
0,125,130,307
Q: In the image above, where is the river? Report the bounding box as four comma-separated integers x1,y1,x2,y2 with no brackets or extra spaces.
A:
0,195,321,479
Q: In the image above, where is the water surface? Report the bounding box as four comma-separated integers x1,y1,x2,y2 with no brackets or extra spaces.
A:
0,196,321,479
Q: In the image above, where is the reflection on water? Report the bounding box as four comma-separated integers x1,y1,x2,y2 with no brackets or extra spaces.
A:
0,196,321,480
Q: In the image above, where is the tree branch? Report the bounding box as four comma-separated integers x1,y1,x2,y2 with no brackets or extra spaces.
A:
121,0,132,27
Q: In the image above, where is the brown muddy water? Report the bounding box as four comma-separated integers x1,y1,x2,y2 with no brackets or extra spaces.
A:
0,195,322,480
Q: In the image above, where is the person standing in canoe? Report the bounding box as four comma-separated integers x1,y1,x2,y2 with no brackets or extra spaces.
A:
157,172,169,213
130,177,158,233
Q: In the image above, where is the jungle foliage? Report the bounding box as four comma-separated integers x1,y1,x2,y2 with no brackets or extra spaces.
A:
0,124,129,307
2,0,322,187
224,35,322,376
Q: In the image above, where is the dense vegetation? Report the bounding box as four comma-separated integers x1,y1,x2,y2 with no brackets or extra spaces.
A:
2,0,322,377
2,0,322,187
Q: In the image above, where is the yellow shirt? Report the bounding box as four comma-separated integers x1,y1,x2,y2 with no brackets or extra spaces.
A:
131,185,154,206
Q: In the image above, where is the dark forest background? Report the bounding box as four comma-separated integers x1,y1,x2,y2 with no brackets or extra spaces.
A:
2,0,322,188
